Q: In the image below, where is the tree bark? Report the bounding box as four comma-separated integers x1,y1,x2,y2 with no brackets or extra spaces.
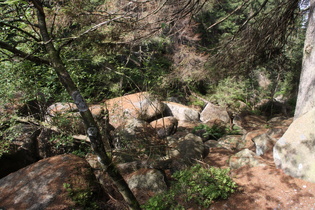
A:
32,1,140,209
295,0,315,119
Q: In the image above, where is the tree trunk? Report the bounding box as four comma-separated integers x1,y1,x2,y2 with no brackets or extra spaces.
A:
32,1,140,209
294,0,315,119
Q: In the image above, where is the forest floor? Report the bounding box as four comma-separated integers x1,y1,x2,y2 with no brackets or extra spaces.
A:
206,148,315,210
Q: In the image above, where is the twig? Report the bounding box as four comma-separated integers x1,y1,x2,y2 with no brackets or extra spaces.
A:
207,0,250,30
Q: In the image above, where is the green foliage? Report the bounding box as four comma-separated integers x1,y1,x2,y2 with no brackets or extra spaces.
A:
0,115,19,157
63,183,98,209
0,0,304,120
143,164,237,209
0,130,11,158
59,34,172,101
0,61,68,104
0,62,19,105
193,124,226,140
208,77,254,109
193,123,242,141
226,125,242,135
194,0,303,105
195,0,248,48
50,113,83,135
0,0,27,5
173,165,237,206
71,149,88,158
142,191,183,210
50,133,75,149
49,130,91,157
188,95,206,108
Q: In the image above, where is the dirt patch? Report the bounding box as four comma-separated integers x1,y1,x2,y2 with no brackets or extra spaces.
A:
207,150,315,209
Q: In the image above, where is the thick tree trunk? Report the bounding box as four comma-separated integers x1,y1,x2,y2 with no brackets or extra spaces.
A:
294,0,315,119
32,1,140,209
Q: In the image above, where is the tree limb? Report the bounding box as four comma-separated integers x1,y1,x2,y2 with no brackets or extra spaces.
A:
0,22,40,42
57,15,129,52
0,40,50,65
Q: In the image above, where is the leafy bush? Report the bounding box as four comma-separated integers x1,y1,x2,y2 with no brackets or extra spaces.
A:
49,113,84,135
208,77,253,109
142,164,237,209
63,183,98,209
193,124,226,140
0,137,10,158
0,116,19,158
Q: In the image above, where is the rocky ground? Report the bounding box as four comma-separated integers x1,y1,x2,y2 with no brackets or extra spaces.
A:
1,92,315,209
207,148,315,210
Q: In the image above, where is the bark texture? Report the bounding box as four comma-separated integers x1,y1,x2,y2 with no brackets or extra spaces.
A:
295,0,315,119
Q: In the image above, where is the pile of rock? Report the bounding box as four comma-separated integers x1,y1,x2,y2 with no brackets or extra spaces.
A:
3,91,310,208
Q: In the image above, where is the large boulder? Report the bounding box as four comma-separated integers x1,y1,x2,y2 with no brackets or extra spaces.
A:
0,123,89,178
106,92,165,128
45,102,78,119
45,92,165,130
243,126,288,156
200,103,231,123
0,154,105,209
217,135,244,151
45,102,85,135
229,149,266,169
167,133,208,164
150,116,178,138
163,101,199,121
273,107,315,183
112,118,150,150
252,133,276,156
125,168,167,204
126,168,167,195
242,129,267,150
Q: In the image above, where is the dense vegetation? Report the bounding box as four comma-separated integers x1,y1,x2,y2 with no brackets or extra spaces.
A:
143,164,237,209
0,0,307,209
0,0,304,111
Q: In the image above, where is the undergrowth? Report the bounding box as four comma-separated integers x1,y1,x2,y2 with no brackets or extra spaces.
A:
142,164,237,209
193,124,241,141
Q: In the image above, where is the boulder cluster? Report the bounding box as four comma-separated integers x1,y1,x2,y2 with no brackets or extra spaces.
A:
1,91,314,208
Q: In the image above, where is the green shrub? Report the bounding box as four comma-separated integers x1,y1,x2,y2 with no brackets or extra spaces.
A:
193,124,226,140
142,164,237,209
63,183,98,209
0,115,20,158
50,133,75,149
49,113,84,135
0,138,10,158
208,77,253,109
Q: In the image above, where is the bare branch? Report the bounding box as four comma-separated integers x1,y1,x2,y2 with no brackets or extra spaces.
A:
209,0,299,77
207,0,251,30
238,0,269,31
57,15,129,51
20,2,42,39
50,13,57,35
0,40,50,65
301,6,310,12
0,21,40,42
